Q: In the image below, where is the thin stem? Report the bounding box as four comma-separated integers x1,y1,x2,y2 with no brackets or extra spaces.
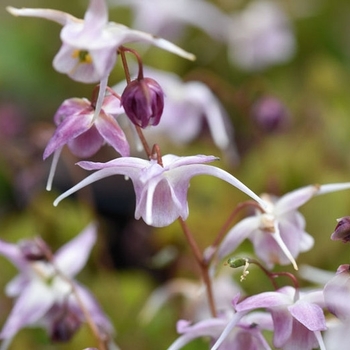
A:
211,200,265,249
119,46,144,80
43,250,108,350
248,258,299,291
178,218,217,318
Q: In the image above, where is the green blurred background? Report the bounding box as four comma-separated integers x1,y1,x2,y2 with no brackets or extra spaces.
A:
1,0,350,349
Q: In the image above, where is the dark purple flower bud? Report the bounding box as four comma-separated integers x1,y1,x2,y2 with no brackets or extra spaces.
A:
251,96,290,132
18,237,50,261
50,309,82,342
121,77,164,128
331,217,350,242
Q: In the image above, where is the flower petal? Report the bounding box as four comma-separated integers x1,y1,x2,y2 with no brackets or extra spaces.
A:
217,216,260,259
6,7,77,26
288,301,326,331
167,318,227,350
54,223,97,277
43,112,92,159
0,281,55,339
95,112,130,156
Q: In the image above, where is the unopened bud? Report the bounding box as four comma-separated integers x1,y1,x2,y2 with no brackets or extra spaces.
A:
227,257,248,268
121,77,164,128
251,96,289,132
50,309,81,342
331,217,350,242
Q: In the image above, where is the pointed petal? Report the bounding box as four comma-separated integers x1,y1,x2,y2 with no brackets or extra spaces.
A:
217,216,260,259
236,290,290,312
43,113,92,159
288,301,326,331
107,23,195,61
274,185,319,216
46,147,63,191
53,163,139,206
95,112,130,156
84,0,108,32
167,318,227,350
73,283,113,335
0,241,26,270
0,282,55,339
6,7,77,26
54,223,97,277
168,163,268,210
317,182,350,196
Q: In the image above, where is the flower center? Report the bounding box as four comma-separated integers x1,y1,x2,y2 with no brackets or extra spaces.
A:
72,50,92,64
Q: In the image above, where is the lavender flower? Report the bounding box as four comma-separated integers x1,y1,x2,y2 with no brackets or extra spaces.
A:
213,287,326,350
217,183,350,270
226,0,295,71
0,224,113,345
7,0,195,84
53,154,267,227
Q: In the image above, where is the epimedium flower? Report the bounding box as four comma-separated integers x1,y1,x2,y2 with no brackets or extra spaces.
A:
216,182,350,270
0,224,113,346
121,77,164,128
7,0,195,84
53,154,268,227
44,94,129,191
213,287,327,350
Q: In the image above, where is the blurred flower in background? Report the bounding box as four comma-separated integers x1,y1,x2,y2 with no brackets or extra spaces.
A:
226,0,296,71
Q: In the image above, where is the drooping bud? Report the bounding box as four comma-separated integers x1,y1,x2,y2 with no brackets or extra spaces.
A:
50,308,82,342
121,77,164,128
331,217,350,242
251,96,290,132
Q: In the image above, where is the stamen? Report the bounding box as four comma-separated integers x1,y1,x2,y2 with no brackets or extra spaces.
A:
72,49,92,64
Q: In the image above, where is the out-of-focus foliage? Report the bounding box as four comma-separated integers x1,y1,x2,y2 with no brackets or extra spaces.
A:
2,0,350,349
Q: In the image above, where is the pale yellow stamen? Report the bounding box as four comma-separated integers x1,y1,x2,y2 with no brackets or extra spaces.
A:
72,49,93,64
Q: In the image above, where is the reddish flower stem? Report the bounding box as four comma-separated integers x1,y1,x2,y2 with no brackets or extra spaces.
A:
178,218,217,318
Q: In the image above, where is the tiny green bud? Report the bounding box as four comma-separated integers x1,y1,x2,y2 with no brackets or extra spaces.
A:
227,257,248,268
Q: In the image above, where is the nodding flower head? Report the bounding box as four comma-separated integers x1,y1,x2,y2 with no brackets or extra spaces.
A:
121,77,164,128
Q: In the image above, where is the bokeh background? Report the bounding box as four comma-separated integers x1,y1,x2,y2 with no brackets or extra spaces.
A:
1,0,350,348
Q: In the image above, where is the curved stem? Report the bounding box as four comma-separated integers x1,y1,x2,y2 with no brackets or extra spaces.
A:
178,218,217,318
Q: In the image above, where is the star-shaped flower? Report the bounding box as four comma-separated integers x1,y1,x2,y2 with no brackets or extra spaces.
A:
7,0,195,83
53,154,267,227
0,224,112,344
217,183,350,269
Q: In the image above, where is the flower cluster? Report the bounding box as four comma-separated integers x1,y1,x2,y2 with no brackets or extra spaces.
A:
4,0,350,349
